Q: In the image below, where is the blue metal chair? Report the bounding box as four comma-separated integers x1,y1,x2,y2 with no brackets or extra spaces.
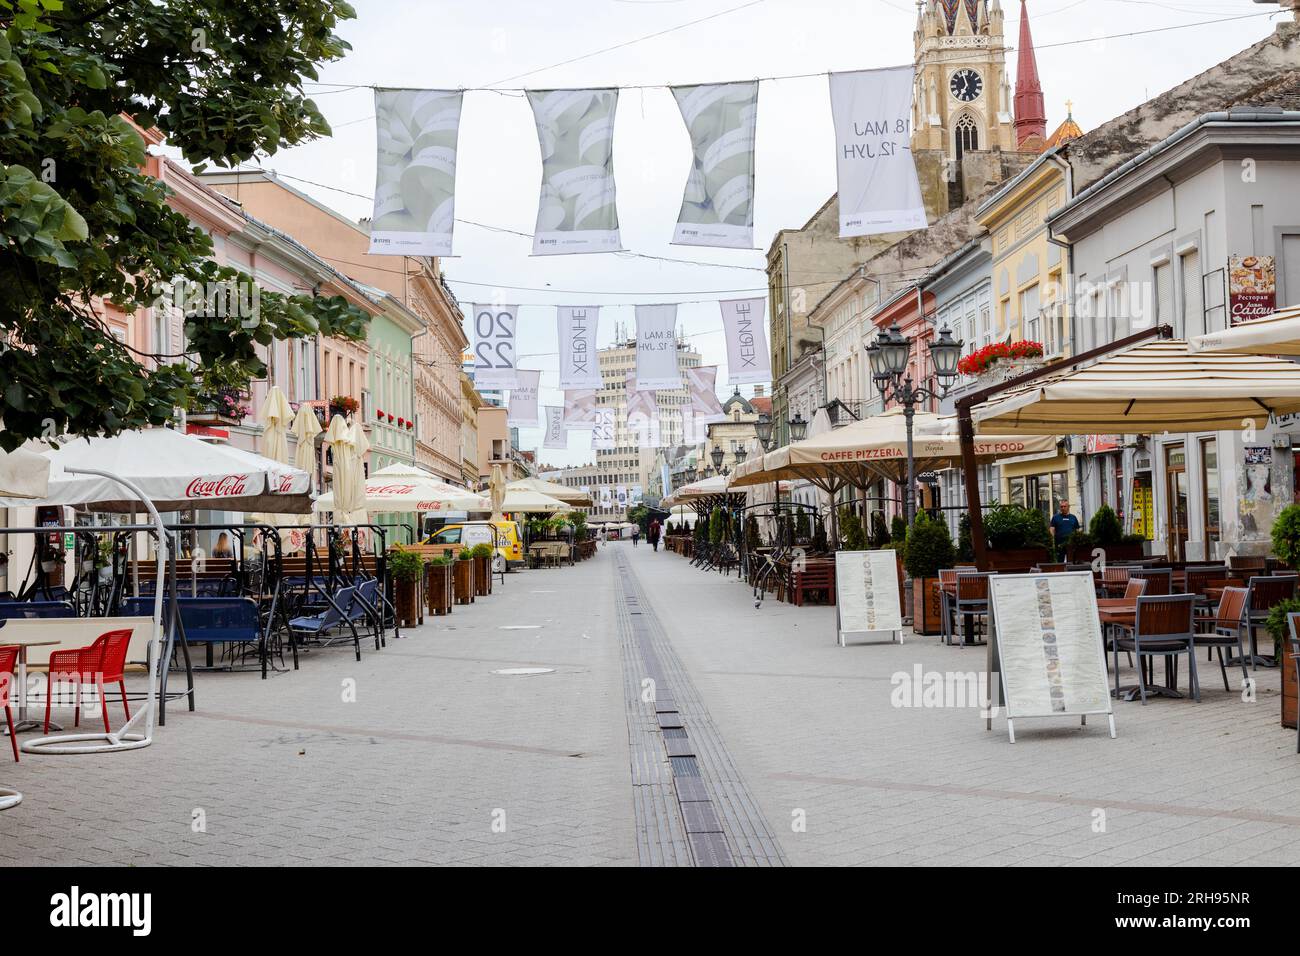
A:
288,586,362,661
0,601,75,620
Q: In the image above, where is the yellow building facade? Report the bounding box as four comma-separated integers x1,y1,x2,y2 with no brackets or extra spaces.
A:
975,149,1078,515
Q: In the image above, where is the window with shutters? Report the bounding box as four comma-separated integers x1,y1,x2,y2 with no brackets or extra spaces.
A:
1180,248,1204,338
1021,284,1041,344
1153,262,1172,327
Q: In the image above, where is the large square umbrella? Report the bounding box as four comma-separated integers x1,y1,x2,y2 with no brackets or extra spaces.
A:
972,339,1300,434
1188,304,1300,356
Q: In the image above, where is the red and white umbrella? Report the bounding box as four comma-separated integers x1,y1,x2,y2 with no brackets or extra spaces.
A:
0,427,312,513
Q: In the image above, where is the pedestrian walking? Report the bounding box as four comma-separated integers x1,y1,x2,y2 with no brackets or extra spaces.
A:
632,525,640,547
648,519,661,552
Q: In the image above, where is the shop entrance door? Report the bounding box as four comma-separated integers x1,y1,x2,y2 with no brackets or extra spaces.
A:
1164,445,1188,562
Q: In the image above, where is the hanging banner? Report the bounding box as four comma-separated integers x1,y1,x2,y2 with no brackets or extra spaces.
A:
632,484,643,504
368,89,464,256
591,406,616,450
719,297,771,385
600,486,613,508
686,366,726,423
616,486,628,508
670,81,759,249
507,369,541,428
563,389,597,429
528,89,622,255
635,304,680,391
624,371,662,447
828,66,927,238
557,306,602,388
471,303,518,389
542,405,566,449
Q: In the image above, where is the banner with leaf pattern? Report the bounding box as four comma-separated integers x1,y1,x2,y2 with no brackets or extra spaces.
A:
527,88,622,255
670,82,759,249
368,89,463,256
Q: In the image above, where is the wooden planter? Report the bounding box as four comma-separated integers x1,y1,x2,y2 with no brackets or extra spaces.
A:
453,558,475,605
474,555,492,596
911,576,943,635
1282,639,1297,731
426,562,453,616
986,546,1051,573
395,575,423,628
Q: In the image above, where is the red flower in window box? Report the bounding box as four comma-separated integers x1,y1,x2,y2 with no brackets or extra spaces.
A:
387,413,394,423
406,421,414,431
376,408,384,420
956,340,1043,376
397,417,405,427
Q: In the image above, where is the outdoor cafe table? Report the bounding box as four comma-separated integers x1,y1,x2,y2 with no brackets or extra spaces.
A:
0,632,62,732
1097,602,1187,701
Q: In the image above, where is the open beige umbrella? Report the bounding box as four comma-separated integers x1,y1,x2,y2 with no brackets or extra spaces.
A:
499,487,571,513
0,444,50,498
730,407,1055,488
972,339,1300,434
1188,304,1300,356
316,462,489,513
506,475,592,507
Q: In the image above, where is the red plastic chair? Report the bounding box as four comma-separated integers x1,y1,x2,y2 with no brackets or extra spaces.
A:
44,629,133,734
0,645,19,762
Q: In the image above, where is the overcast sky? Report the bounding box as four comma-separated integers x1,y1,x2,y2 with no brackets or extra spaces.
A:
251,0,1283,465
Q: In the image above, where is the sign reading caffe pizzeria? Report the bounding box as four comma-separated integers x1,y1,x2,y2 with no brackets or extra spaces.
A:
1229,255,1276,325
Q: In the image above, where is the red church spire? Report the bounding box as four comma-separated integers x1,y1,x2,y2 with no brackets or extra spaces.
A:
1014,0,1047,147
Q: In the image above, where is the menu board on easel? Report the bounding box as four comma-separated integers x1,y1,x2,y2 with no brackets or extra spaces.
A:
834,549,903,647
986,571,1115,743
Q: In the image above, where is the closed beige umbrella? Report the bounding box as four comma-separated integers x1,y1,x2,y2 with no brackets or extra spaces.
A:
291,404,323,481
490,464,506,521
343,420,371,528
258,385,293,465
322,414,361,515
972,339,1300,434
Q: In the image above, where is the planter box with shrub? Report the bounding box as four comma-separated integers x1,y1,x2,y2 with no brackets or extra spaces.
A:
425,557,453,616
453,550,475,605
389,548,425,628
903,513,953,636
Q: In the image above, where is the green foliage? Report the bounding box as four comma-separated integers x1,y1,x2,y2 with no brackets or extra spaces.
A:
1088,504,1123,546
890,514,907,544
627,503,650,535
1264,597,1300,653
457,548,472,561
708,508,725,545
1067,530,1093,559
983,504,1052,550
838,508,867,551
470,543,494,559
693,515,707,541
567,510,588,542
389,548,424,583
795,509,811,541
745,514,760,550
1272,504,1300,568
0,1,366,449
956,512,974,562
424,554,452,567
903,512,954,580
868,511,890,549
813,518,828,552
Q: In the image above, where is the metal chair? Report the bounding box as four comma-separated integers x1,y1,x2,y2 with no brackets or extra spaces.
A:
949,572,991,647
1128,567,1172,596
1100,566,1131,598
0,645,19,762
1113,594,1199,704
938,568,959,644
1194,586,1249,693
1244,575,1298,669
44,628,134,733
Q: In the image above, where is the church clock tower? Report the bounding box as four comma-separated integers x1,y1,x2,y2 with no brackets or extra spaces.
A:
912,0,1017,167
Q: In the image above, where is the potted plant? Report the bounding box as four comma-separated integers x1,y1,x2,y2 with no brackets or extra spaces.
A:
425,554,453,616
453,546,475,605
838,508,867,551
982,503,1052,571
389,548,425,628
1264,596,1300,730
329,394,359,420
471,543,494,596
1270,505,1300,728
903,512,955,635
1080,503,1142,561
957,340,1044,384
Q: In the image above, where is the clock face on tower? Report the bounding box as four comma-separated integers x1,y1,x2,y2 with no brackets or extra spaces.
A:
949,68,983,102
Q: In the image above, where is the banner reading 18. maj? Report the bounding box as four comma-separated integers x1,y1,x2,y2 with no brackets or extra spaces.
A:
828,66,927,239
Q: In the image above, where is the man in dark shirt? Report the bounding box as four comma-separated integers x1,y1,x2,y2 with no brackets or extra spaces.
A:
1049,500,1081,559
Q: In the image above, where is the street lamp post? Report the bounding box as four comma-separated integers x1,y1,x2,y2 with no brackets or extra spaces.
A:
866,322,963,528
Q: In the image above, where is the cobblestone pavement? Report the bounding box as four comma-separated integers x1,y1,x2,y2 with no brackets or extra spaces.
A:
4,541,1298,866
632,546,1300,867
0,553,636,866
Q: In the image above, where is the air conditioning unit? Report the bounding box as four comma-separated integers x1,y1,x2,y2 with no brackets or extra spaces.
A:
1066,435,1087,455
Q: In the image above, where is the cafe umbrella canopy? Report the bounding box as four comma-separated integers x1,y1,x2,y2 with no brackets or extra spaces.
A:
314,461,490,514
506,475,593,508
1188,303,1300,356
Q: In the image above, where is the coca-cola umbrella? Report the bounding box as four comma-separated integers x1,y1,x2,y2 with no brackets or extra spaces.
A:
314,462,489,514
0,427,312,513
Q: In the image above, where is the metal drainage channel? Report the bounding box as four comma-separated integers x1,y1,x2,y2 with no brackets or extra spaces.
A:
613,550,786,867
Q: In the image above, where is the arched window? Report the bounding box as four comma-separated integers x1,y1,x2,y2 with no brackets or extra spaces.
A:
954,113,979,163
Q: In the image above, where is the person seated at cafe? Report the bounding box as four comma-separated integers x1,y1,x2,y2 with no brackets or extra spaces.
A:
1049,500,1081,559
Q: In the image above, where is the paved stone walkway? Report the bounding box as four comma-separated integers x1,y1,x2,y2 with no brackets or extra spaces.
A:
3,541,1297,866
